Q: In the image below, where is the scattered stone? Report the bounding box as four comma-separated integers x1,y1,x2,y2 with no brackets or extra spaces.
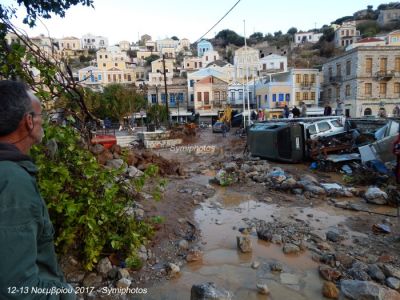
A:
335,253,354,268
367,264,386,283
256,283,270,295
270,262,283,272
322,281,339,299
280,273,299,285
106,158,125,170
223,162,238,172
283,243,300,255
116,278,131,289
190,282,232,300
386,277,400,290
96,257,113,277
90,144,105,155
266,167,287,184
381,264,400,279
319,265,341,282
317,242,332,251
117,268,130,280
237,236,252,253
304,185,326,195
186,248,203,262
178,239,189,250
271,234,282,244
364,187,388,205
82,273,102,287
326,230,343,243
166,263,180,276
127,166,144,178
251,261,260,269
65,270,85,283
215,220,223,225
340,279,400,300
348,262,370,281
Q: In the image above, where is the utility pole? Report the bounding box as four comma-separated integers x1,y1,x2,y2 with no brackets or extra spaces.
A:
162,54,170,127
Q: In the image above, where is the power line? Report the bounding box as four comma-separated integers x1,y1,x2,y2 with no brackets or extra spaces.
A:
195,0,242,44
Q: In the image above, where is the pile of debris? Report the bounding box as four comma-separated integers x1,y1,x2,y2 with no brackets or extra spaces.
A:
90,143,185,176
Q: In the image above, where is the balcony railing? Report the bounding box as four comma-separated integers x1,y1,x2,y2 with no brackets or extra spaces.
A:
299,82,315,89
329,75,343,84
375,70,394,80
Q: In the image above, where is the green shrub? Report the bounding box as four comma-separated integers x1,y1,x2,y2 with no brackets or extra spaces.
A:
31,123,155,270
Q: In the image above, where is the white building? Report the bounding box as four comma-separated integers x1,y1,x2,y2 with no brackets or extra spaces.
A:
81,34,109,50
294,31,323,44
259,54,287,73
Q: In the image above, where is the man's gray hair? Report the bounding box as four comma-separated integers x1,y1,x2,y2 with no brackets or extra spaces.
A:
0,80,33,136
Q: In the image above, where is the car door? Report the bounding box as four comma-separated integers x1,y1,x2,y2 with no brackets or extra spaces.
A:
316,121,332,136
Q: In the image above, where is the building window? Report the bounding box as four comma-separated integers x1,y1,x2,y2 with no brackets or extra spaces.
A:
345,84,350,97
178,93,184,102
107,74,111,82
214,91,220,100
118,74,122,81
239,91,243,100
365,83,372,96
190,94,194,102
395,82,400,94
103,63,106,67
296,92,300,101
327,88,332,99
98,74,102,81
365,58,372,74
336,86,340,99
296,74,301,83
336,63,341,76
272,94,277,102
197,92,202,101
380,82,387,95
204,92,209,105
328,67,332,78
112,74,116,82
285,94,290,101
151,94,157,104
170,94,176,104
303,74,309,83
279,94,284,101
364,108,372,116
346,60,351,76
127,74,131,81
396,57,400,72
99,55,102,59
311,92,315,100
303,92,308,100
230,92,235,101
105,55,108,59
380,57,387,72
161,93,166,103
311,74,316,83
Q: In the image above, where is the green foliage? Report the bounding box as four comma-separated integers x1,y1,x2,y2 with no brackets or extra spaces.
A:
214,29,244,47
287,27,298,35
332,15,354,25
170,36,179,41
357,20,380,37
145,54,160,66
31,123,155,270
146,104,168,127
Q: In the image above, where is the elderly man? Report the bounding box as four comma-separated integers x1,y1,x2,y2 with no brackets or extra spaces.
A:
0,81,75,299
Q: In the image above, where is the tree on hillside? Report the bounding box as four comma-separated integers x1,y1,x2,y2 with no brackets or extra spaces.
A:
249,32,263,44
145,54,160,66
332,16,354,25
357,20,380,37
287,27,298,35
214,29,244,47
171,36,179,40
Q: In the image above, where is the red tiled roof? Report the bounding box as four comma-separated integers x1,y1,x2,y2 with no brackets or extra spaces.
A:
356,37,384,43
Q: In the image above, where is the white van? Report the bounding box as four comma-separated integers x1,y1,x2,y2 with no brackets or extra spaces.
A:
305,119,345,140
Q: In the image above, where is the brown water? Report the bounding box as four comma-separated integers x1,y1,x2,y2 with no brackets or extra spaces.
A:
137,176,362,300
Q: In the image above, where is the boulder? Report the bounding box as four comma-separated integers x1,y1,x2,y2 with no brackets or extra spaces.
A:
256,283,270,295
96,257,113,277
178,239,189,250
364,187,388,205
106,158,125,170
270,262,283,272
166,263,180,276
322,281,339,299
304,184,326,195
116,278,131,289
266,167,287,184
381,264,400,279
90,144,105,155
236,236,252,253
223,162,238,172
319,265,342,282
186,248,203,262
386,277,400,290
340,279,400,300
190,282,232,300
127,166,144,178
283,243,301,254
97,149,113,165
367,264,386,283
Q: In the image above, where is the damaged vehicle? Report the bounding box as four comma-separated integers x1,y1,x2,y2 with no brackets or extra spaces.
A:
304,119,345,140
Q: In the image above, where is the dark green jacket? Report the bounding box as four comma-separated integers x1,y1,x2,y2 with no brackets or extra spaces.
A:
0,143,75,299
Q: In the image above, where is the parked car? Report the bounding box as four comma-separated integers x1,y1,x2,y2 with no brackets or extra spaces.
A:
212,122,230,133
304,119,344,140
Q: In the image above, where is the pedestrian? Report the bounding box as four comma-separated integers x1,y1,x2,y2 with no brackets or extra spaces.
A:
324,103,332,116
283,105,290,118
292,106,300,118
335,100,343,116
221,122,227,137
300,102,307,117
0,81,75,299
393,105,400,117
393,130,400,184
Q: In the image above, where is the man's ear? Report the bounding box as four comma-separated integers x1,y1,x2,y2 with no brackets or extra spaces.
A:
25,113,34,131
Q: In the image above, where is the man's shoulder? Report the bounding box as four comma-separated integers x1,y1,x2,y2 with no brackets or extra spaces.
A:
0,160,35,183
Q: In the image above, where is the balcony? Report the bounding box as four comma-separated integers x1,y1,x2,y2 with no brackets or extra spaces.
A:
299,82,315,90
329,75,343,85
274,101,288,108
375,70,394,81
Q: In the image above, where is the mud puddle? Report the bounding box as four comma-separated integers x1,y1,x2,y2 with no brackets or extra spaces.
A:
139,178,361,300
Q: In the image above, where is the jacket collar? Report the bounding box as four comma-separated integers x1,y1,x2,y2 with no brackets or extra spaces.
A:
0,142,37,174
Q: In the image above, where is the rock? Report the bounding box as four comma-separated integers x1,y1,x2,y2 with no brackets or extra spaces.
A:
283,243,300,254
381,264,400,279
127,166,144,178
326,230,344,243
116,278,131,289
304,184,326,195
386,277,400,290
270,262,283,272
117,268,130,280
271,234,282,244
223,162,238,172
240,164,251,172
237,236,252,253
321,253,336,267
335,253,354,268
97,149,113,165
65,270,85,283
256,283,270,295
133,208,145,219
319,265,342,282
280,273,299,285
107,267,119,280
190,282,232,300
186,248,203,262
167,263,180,276
110,144,122,155
292,188,303,195
280,178,298,190
367,264,386,283
302,174,320,185
82,273,102,287
106,158,125,170
322,281,339,299
317,242,332,251
348,262,370,281
364,187,388,205
266,167,287,184
97,257,113,277
90,144,105,155
251,261,260,269
340,279,400,300
178,239,189,250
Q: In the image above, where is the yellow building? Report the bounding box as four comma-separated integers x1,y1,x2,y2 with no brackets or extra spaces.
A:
194,75,228,116
148,58,174,86
387,30,400,46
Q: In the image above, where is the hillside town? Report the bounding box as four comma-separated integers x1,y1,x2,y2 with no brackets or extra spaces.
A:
1,1,400,300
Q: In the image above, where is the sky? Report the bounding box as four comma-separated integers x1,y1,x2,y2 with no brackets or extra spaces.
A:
3,0,386,44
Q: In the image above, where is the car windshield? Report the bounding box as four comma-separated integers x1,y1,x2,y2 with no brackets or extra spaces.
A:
330,120,342,127
318,122,331,132
307,124,317,135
